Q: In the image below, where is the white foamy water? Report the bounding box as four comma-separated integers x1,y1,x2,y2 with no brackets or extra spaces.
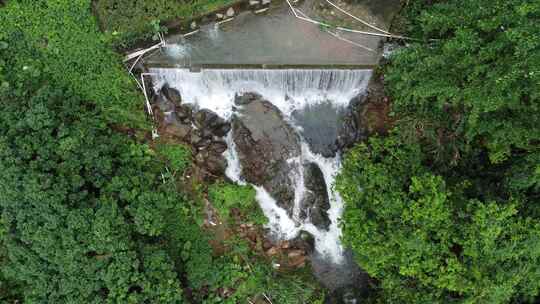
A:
299,142,346,261
150,68,371,119
151,68,371,263
223,131,244,184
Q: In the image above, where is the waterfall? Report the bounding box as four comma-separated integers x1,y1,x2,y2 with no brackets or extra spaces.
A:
151,68,371,118
151,68,372,264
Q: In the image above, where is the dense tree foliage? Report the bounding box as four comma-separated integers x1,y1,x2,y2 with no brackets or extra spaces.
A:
209,182,268,225
337,0,540,303
0,1,187,302
387,0,540,165
0,59,186,303
338,136,540,303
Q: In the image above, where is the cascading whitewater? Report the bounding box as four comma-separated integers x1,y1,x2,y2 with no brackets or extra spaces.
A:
150,68,371,118
151,68,372,263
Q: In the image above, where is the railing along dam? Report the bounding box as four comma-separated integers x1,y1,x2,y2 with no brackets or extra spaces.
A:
143,0,400,70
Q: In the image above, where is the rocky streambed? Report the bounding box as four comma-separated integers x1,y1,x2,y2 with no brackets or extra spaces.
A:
142,67,392,303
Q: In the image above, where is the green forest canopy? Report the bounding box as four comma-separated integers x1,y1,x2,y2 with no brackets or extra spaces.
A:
337,0,540,303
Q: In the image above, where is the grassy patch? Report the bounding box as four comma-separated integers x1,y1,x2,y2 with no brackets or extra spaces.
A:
155,142,192,174
208,182,268,225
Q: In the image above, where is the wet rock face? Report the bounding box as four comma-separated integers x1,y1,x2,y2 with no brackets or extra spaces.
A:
194,109,231,137
301,162,331,230
161,84,182,106
291,230,316,254
292,101,346,158
232,92,301,214
336,94,369,151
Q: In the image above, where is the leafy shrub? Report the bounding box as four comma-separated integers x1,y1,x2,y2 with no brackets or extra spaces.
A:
95,0,237,48
208,182,268,225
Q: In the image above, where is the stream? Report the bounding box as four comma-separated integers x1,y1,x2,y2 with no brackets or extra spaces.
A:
151,68,371,294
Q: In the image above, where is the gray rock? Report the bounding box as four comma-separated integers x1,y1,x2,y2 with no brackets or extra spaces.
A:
195,138,212,148
336,94,369,152
193,109,231,137
261,0,271,5
194,109,217,129
190,21,197,30
176,104,192,121
209,141,228,154
232,92,301,214
212,122,231,137
226,7,235,17
216,13,224,19
249,0,259,6
200,128,214,140
300,163,331,230
234,92,261,105
190,132,202,146
195,152,206,165
161,84,182,106
205,154,227,175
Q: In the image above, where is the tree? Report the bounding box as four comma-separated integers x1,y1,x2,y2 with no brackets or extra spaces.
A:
386,0,539,165
337,136,540,303
337,0,540,302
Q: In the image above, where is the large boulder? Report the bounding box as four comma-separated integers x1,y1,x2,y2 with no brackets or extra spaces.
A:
300,162,331,230
232,92,301,214
205,153,227,175
162,114,192,140
193,109,231,137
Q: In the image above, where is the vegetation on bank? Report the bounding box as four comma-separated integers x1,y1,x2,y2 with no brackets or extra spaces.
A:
337,0,540,303
209,182,268,225
94,0,237,48
0,0,322,303
0,0,146,127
